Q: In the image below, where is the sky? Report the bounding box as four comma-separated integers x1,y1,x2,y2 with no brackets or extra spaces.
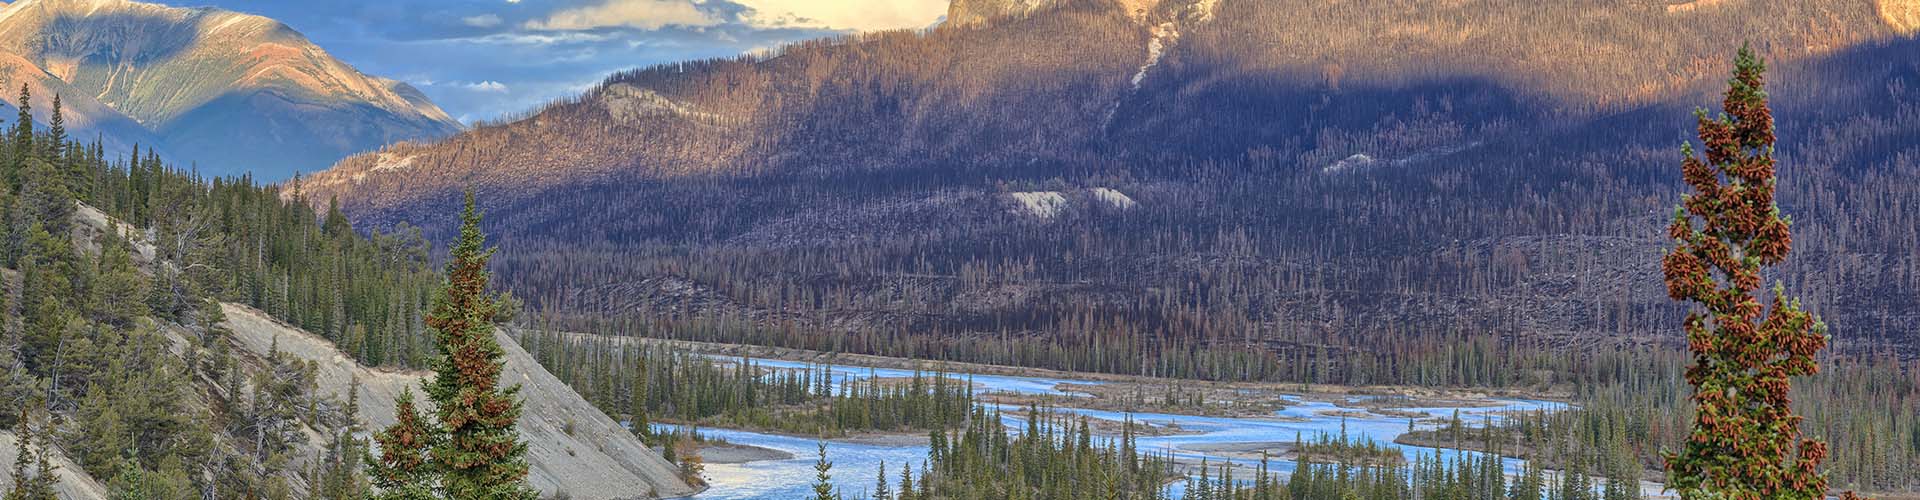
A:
171,0,952,124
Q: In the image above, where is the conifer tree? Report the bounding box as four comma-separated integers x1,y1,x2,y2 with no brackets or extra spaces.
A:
9,84,29,190
420,191,535,499
873,461,893,500
367,390,439,500
1660,45,1835,500
5,407,55,500
812,441,837,500
105,460,145,500
42,95,62,162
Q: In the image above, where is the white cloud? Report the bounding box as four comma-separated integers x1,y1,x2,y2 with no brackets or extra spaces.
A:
524,0,720,31
463,14,504,28
730,0,948,31
468,31,622,45
467,81,511,93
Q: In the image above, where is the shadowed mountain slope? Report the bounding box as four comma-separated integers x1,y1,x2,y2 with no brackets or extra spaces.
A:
304,0,1920,369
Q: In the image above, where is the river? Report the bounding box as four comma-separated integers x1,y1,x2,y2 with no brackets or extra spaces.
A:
655,356,1651,499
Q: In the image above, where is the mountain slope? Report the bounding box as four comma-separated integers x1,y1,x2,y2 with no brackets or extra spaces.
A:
0,0,462,178
0,431,110,499
303,0,1920,367
220,303,697,500
0,50,161,156
61,202,695,499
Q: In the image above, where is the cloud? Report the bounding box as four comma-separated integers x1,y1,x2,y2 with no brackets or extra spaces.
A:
467,31,622,45
466,81,510,92
462,14,503,28
728,0,948,31
524,0,720,31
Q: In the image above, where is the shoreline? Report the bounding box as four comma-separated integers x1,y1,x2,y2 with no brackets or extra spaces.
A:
519,328,1572,415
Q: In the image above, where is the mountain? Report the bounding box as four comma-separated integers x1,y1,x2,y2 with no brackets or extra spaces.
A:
302,0,1920,371
0,48,163,155
0,0,462,178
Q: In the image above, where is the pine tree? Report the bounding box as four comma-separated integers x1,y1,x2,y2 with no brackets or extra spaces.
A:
46,96,75,202
420,191,535,499
105,459,146,500
5,407,56,500
8,84,30,191
873,460,893,500
1659,45,1836,500
897,464,915,500
366,390,439,500
42,95,62,161
812,441,836,500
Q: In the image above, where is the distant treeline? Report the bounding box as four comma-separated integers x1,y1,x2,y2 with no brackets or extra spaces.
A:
517,329,974,438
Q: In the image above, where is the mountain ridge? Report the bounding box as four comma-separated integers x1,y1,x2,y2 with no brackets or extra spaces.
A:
0,0,462,178
302,0,1920,367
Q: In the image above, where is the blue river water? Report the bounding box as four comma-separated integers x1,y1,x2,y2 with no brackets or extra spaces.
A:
656,357,1644,500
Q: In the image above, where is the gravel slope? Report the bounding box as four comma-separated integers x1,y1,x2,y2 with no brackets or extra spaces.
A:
222,303,695,499
0,431,110,500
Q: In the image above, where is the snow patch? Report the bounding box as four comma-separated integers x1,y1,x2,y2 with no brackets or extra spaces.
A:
600,83,722,124
1010,191,1069,218
1131,23,1176,90
1104,0,1221,131
347,153,417,183
370,153,416,173
1323,153,1377,174
1091,187,1138,210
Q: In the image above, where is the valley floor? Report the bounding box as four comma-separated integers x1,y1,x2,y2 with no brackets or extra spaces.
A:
522,329,1657,500
526,329,1575,421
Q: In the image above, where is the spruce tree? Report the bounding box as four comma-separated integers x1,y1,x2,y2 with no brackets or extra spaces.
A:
367,390,439,500
812,441,836,500
873,461,893,500
5,408,55,500
420,191,535,499
9,84,29,190
42,95,61,163
1660,45,1836,500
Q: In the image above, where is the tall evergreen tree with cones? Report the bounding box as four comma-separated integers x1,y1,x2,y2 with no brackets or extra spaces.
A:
367,390,440,500
421,191,536,499
1661,45,1844,500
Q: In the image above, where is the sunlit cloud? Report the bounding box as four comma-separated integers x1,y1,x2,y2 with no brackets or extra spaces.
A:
729,0,948,31
524,0,720,31
162,0,926,123
466,81,510,92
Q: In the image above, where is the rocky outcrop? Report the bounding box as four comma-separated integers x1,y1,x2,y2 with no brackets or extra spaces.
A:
1882,0,1920,33
220,304,696,500
947,0,1050,27
948,0,1163,26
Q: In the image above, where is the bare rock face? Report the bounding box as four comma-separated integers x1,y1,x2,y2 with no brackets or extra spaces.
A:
220,304,697,500
947,0,1050,27
948,0,1163,26
1882,0,1920,33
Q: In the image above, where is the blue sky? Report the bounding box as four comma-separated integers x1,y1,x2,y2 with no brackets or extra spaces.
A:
173,0,950,124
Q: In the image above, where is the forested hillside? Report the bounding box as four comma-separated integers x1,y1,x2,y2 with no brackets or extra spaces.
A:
301,0,1920,380
0,84,455,497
